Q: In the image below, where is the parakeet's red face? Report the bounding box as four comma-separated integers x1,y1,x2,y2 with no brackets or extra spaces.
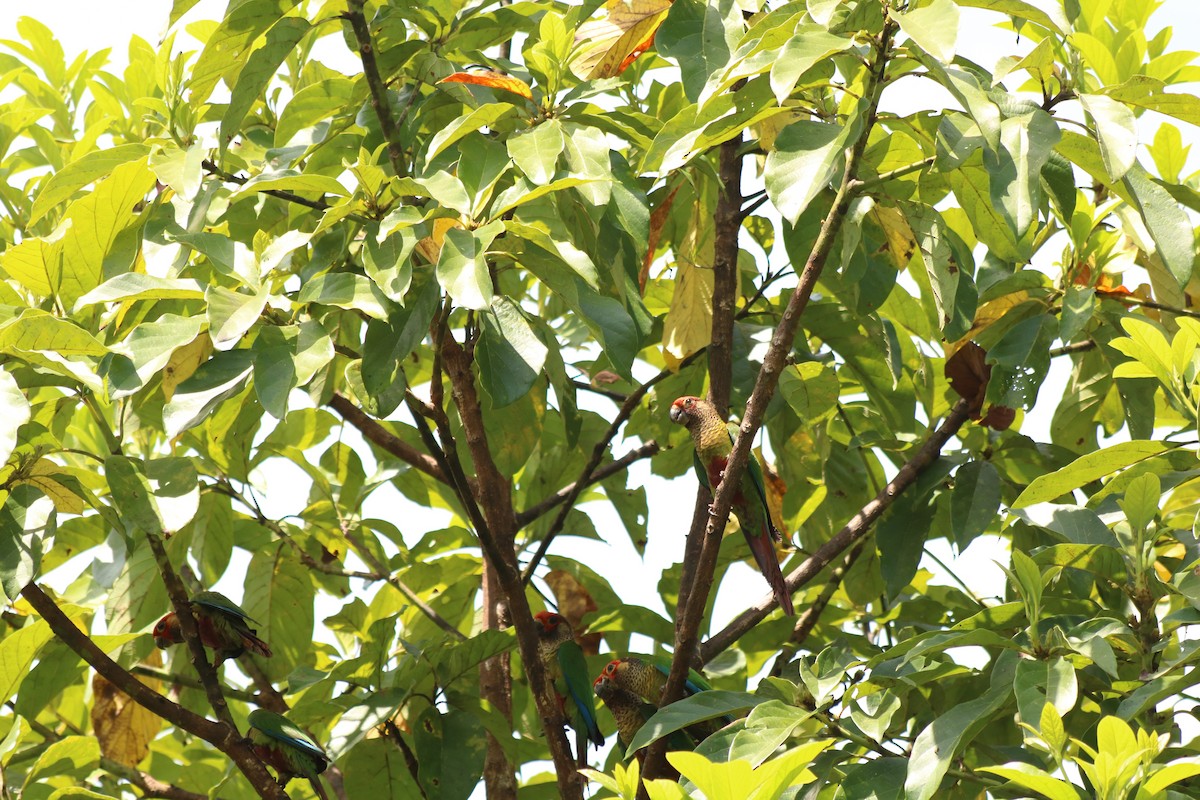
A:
669,396,699,426
534,611,565,632
600,659,622,680
152,613,179,649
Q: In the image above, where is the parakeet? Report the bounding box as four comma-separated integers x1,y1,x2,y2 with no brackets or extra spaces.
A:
247,709,330,800
600,657,730,739
152,591,272,666
669,395,795,615
534,611,604,761
593,675,693,768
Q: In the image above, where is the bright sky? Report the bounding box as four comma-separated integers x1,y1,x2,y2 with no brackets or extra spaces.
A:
3,0,1199,700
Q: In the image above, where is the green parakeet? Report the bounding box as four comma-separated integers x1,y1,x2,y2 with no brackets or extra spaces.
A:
669,395,794,615
152,591,272,666
247,709,330,800
534,611,604,762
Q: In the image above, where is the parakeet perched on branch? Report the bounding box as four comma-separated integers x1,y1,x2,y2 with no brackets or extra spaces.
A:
534,611,604,761
600,657,730,739
669,395,795,615
593,674,694,767
247,709,330,800
152,591,272,666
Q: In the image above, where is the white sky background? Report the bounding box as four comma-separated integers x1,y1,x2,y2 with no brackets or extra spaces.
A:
2,0,1200,770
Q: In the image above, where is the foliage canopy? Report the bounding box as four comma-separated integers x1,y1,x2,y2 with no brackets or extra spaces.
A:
0,0,1198,799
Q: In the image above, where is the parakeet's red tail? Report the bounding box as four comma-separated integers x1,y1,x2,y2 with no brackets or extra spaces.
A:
242,632,272,658
747,526,794,616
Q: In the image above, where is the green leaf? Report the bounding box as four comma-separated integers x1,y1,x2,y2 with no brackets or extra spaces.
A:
162,350,254,438
0,618,57,702
769,28,855,103
954,0,1065,33
507,119,564,185
243,543,315,682
341,738,424,797
950,461,1000,550
22,736,100,800
1012,441,1173,508
436,222,503,311
841,758,908,800
30,144,151,225
52,158,157,305
895,0,959,62
298,273,389,320
778,362,838,423
876,485,936,600
275,77,357,147
764,121,846,224
1118,472,1160,533
76,274,205,309
1143,758,1200,794
1122,164,1196,289
105,456,164,534
626,691,763,754
904,650,1017,800
220,16,310,154
984,110,1060,240
189,0,300,104
1078,93,1137,182
427,103,518,160
656,0,737,102
977,763,1078,800
230,170,348,202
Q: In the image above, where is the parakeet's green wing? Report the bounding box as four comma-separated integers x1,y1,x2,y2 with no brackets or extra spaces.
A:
193,591,257,622
725,426,777,540
556,642,602,744
249,710,327,761
692,452,711,492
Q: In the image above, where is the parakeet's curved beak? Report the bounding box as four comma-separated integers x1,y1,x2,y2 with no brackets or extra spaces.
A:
668,403,686,424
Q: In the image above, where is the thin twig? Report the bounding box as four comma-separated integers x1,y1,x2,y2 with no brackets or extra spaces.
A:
200,159,333,212
345,1,406,176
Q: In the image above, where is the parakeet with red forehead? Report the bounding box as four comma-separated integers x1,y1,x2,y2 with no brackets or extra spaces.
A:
152,591,271,667
669,395,794,615
593,674,694,767
600,657,731,738
247,709,330,800
534,611,604,761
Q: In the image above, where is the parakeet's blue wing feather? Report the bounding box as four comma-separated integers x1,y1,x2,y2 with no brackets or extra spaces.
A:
249,710,328,761
556,642,604,746
193,591,257,622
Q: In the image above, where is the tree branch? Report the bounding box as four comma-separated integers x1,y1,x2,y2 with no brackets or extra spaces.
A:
144,531,236,732
19,583,289,800
328,392,450,484
345,0,406,177
643,22,897,782
700,397,972,661
515,441,660,531
200,159,334,213
440,335,582,800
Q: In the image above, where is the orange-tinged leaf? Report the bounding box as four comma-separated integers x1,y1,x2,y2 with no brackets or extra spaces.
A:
440,70,534,101
945,290,1031,357
571,0,673,80
414,217,463,265
640,184,680,291
545,570,602,656
92,651,163,766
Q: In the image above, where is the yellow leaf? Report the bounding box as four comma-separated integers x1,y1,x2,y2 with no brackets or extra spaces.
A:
571,0,672,80
868,205,918,268
945,290,1030,358
661,262,713,370
414,218,462,265
91,650,163,767
439,70,534,101
162,332,213,401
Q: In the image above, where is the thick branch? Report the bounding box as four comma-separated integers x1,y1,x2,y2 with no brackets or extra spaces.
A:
643,22,896,782
345,0,406,176
440,336,583,800
701,397,972,660
20,584,288,800
144,532,236,731
328,392,449,484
